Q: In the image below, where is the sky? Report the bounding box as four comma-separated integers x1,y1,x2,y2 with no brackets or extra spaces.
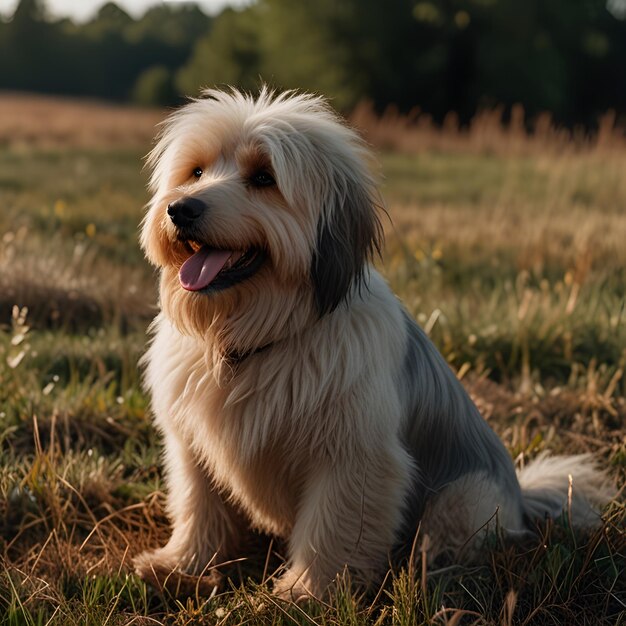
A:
2,0,624,22
0,0,250,22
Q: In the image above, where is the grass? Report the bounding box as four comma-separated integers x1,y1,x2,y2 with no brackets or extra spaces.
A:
0,94,624,624
0,93,161,149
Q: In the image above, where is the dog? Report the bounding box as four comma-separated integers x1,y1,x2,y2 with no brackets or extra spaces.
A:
134,87,613,600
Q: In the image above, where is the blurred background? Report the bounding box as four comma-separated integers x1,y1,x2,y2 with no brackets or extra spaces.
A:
1,1,625,623
1,0,626,124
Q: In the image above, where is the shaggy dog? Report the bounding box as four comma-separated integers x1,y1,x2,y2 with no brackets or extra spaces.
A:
134,88,612,600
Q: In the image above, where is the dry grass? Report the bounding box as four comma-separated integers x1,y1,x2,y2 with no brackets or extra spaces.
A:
352,101,626,156
383,150,626,267
3,91,625,155
0,231,155,330
0,92,163,148
0,94,624,624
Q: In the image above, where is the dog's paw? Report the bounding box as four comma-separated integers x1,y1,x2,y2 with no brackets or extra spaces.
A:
133,548,223,596
134,547,178,578
273,570,322,604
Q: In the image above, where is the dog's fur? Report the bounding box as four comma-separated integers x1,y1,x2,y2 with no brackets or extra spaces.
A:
134,88,613,600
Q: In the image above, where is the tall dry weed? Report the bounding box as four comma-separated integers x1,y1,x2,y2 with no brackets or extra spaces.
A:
351,101,626,156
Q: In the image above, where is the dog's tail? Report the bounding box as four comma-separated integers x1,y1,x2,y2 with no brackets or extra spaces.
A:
516,453,615,528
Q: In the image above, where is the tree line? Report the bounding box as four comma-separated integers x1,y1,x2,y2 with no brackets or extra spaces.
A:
1,0,625,127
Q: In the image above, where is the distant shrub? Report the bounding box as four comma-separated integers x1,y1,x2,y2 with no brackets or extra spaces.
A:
131,65,175,106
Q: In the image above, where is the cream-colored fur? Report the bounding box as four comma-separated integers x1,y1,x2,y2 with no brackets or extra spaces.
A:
134,88,613,600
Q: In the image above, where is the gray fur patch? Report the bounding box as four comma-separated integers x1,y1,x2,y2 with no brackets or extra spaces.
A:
397,310,523,536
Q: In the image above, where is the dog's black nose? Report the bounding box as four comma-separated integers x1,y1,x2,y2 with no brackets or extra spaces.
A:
167,197,206,228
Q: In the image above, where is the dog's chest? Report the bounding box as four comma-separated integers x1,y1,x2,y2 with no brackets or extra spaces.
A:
146,323,303,533
177,380,301,535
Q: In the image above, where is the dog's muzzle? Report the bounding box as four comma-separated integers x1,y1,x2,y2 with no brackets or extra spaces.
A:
167,197,206,228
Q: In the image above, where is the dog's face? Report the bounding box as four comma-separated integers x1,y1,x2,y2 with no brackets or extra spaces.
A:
141,89,382,351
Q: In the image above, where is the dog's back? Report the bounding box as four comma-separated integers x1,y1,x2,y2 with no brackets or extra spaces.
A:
396,308,612,558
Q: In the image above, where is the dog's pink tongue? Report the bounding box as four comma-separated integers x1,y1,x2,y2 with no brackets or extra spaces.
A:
179,247,232,291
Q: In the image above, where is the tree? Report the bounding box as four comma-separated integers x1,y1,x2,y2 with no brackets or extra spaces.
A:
82,1,133,40
176,7,261,96
4,0,55,90
132,65,176,106
126,4,211,47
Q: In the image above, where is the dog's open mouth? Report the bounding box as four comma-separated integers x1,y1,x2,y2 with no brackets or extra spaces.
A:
179,241,265,292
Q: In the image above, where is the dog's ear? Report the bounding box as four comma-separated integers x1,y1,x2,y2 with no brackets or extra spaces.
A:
311,180,383,316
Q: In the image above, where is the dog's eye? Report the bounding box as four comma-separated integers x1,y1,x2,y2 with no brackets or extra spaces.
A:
192,167,203,179
249,171,276,188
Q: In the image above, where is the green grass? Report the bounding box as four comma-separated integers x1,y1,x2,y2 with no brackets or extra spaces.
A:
1,142,624,624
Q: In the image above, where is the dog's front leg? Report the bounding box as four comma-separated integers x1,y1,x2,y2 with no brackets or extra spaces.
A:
134,425,248,584
274,438,414,601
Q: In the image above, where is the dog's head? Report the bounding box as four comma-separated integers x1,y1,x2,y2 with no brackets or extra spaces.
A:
141,88,382,352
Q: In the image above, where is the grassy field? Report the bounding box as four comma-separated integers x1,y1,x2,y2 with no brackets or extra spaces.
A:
0,94,624,625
